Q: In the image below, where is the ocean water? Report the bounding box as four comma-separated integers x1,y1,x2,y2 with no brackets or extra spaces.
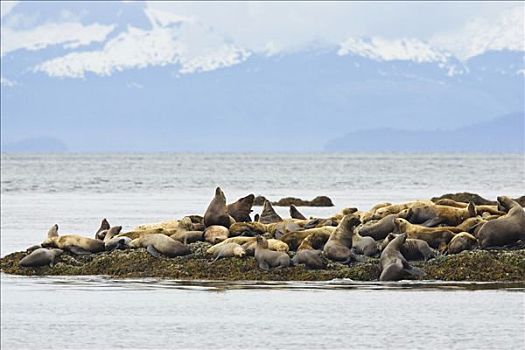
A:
1,153,524,349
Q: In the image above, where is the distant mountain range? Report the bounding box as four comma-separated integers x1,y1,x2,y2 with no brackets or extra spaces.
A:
325,112,524,152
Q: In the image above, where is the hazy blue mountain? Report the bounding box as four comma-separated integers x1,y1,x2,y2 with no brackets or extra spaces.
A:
325,112,525,152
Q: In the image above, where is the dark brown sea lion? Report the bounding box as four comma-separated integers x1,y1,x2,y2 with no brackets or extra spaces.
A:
323,215,361,263
229,222,267,237
297,231,330,250
95,218,110,240
101,226,129,251
358,213,398,240
19,248,63,268
266,219,305,238
259,200,283,224
292,249,325,269
406,202,476,226
280,226,335,251
254,236,290,271
379,233,423,281
227,194,255,222
204,187,233,228
447,232,478,254
289,205,307,220
477,196,525,248
394,218,455,250
381,233,436,261
129,234,190,258
41,224,105,255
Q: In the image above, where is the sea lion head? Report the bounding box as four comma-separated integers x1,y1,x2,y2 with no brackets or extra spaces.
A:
215,187,226,203
341,207,358,215
341,214,361,231
233,245,246,258
179,216,193,231
256,235,269,249
394,218,409,232
496,196,517,211
47,224,59,238
390,232,407,249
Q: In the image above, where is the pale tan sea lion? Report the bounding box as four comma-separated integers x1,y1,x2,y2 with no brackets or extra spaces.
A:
323,215,361,263
435,199,505,216
372,201,432,220
227,194,255,222
394,218,455,250
406,202,476,226
259,200,282,224
129,234,190,258
41,224,105,255
242,239,289,255
254,236,290,271
447,232,478,254
170,231,203,244
204,187,233,228
19,248,63,268
477,196,525,248
379,233,422,281
209,243,246,263
203,225,229,244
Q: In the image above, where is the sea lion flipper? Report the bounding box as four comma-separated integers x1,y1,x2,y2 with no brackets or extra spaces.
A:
403,266,425,278
258,261,270,271
420,217,442,227
146,245,162,258
68,245,91,255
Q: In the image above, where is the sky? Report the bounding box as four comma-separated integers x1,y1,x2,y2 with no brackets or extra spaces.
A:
1,1,524,152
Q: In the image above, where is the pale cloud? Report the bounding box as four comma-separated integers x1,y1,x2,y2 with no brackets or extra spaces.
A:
1,22,115,56
0,1,17,19
1,76,17,87
34,12,250,78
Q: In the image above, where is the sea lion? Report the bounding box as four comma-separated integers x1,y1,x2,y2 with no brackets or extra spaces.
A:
259,200,282,224
254,236,291,271
266,219,305,238
95,218,110,240
292,250,325,269
19,248,63,268
435,199,504,216
204,187,233,228
209,243,246,263
360,203,392,222
170,231,203,244
280,226,335,251
477,196,525,248
406,202,476,226
372,201,432,220
297,231,330,250
358,213,398,240
129,234,190,258
226,194,255,222
381,233,436,261
379,233,422,281
447,232,478,254
242,239,289,255
203,225,229,244
394,218,455,250
351,231,379,257
289,205,307,220
41,224,105,255
101,226,130,251
323,215,361,263
229,222,267,237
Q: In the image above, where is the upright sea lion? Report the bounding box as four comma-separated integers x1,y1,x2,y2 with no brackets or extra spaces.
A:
203,225,229,244
447,232,478,254
406,202,476,226
259,200,282,224
323,215,361,263
289,205,307,220
379,233,422,281
292,250,325,269
381,233,436,261
477,196,525,248
254,236,290,271
95,218,110,240
204,187,233,228
227,194,255,222
358,213,398,240
19,248,63,268
209,243,246,263
41,224,105,255
394,218,455,250
129,234,190,258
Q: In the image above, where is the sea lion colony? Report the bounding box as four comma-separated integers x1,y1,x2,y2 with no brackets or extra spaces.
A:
15,188,525,281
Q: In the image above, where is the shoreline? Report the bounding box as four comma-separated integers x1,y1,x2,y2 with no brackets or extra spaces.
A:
2,243,524,282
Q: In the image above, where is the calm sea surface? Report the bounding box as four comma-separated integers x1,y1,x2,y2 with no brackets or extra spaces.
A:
1,153,524,349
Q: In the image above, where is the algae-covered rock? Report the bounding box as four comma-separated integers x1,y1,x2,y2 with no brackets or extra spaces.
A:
2,246,524,281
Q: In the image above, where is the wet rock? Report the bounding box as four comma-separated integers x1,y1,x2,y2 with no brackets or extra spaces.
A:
431,192,497,205
254,195,335,207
